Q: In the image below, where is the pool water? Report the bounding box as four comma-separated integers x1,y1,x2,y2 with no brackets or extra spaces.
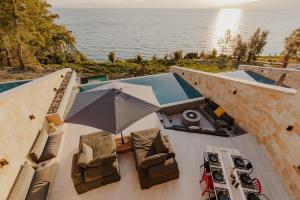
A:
88,75,108,83
79,73,202,105
222,70,290,88
0,80,31,93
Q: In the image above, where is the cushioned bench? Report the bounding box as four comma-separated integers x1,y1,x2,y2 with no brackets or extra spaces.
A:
8,161,57,200
29,129,63,164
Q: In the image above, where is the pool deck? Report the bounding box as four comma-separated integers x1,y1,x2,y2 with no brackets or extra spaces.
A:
49,113,291,200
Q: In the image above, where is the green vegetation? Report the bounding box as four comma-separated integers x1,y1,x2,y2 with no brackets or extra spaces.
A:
0,0,299,82
0,0,86,70
282,28,300,68
136,54,143,64
108,52,116,63
173,50,183,60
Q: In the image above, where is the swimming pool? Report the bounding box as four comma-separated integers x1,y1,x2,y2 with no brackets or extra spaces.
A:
79,73,202,105
222,70,290,88
0,80,31,93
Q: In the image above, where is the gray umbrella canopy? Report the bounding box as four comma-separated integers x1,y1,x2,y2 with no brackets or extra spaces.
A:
65,82,160,134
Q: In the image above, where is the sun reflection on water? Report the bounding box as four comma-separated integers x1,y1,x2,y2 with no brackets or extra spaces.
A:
211,8,242,50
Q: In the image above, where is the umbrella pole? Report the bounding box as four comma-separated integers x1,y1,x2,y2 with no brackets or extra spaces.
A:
121,131,125,144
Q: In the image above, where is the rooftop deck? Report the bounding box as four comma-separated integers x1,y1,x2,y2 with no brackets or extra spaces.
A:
49,113,291,200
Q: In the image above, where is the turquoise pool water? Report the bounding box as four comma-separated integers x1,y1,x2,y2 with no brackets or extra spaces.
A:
0,80,31,93
223,70,290,88
87,75,108,83
79,73,202,105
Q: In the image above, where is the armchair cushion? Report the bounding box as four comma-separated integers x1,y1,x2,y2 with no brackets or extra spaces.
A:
153,131,169,153
26,161,56,200
84,161,118,182
139,153,168,169
30,129,49,163
78,132,116,168
148,158,178,178
87,153,117,167
78,143,94,168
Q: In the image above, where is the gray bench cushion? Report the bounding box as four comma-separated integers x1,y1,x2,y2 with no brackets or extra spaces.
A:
30,129,49,163
8,162,35,200
26,162,56,200
39,132,62,163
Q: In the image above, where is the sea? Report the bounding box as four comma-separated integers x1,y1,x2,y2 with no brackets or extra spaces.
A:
53,8,300,61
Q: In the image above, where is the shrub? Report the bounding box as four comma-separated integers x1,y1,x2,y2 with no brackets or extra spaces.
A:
211,48,217,59
199,51,205,59
164,54,168,60
108,52,116,63
174,50,183,60
184,53,198,59
136,54,143,64
152,54,157,61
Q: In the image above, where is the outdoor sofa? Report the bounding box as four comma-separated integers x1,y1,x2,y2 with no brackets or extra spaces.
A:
29,129,63,164
8,127,63,200
131,128,179,189
71,131,121,194
8,160,57,200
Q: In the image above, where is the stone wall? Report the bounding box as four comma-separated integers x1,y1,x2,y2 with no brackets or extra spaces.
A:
170,66,300,200
239,65,300,89
0,68,71,200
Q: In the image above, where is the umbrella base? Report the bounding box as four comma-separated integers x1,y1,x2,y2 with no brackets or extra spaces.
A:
115,135,132,154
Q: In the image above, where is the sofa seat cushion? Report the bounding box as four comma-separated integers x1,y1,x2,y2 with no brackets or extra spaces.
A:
39,132,62,163
26,161,56,200
148,158,178,179
84,161,119,182
79,132,116,167
153,131,169,153
8,162,35,200
30,129,49,163
139,153,168,169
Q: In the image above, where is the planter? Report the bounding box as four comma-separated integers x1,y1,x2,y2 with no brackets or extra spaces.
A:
47,71,76,125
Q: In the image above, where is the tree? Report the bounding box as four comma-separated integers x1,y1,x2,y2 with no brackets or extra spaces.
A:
0,32,12,67
108,52,116,63
199,51,205,59
282,28,300,68
164,53,168,60
218,29,233,56
152,54,157,61
233,34,248,61
211,48,217,59
173,50,183,60
136,54,143,64
217,29,234,68
246,28,269,62
12,0,26,69
0,0,85,69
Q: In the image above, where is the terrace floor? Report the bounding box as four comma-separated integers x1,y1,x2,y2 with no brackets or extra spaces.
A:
49,113,291,200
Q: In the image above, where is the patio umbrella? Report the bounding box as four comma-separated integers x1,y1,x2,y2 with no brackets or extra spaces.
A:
65,82,160,143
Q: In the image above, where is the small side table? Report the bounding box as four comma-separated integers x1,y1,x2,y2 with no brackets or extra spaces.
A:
115,135,132,154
